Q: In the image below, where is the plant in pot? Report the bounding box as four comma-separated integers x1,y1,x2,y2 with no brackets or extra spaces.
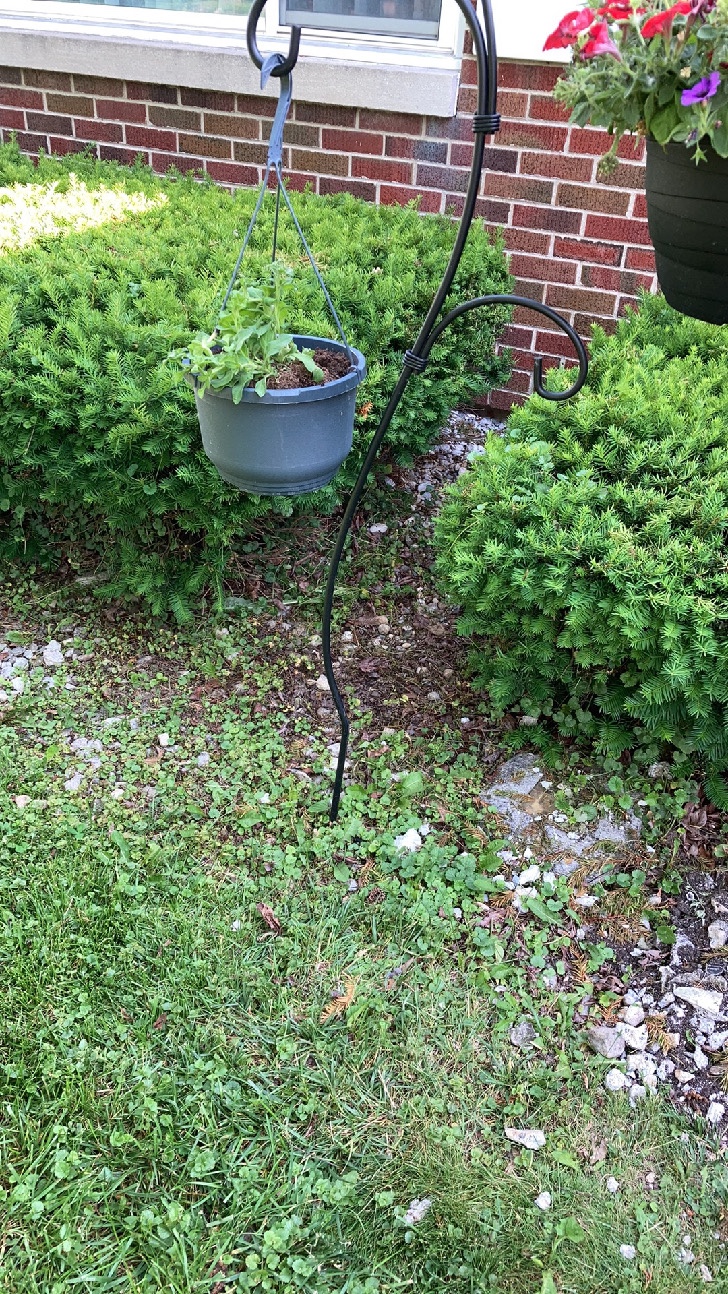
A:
544,0,728,323
175,263,366,496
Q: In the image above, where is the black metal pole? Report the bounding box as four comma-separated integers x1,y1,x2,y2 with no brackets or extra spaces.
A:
244,0,589,822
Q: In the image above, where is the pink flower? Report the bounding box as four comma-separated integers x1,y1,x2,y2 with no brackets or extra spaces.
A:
640,1,691,39
543,8,594,50
581,18,622,56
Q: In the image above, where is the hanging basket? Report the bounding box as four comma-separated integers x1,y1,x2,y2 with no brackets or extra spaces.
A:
192,335,366,496
646,139,728,326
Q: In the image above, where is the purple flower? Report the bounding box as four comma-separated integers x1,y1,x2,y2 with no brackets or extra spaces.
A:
681,72,721,105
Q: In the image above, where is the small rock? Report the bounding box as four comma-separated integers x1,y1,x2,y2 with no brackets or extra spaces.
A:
620,1005,645,1027
520,715,537,726
606,1177,620,1193
534,1192,551,1211
510,1019,537,1049
315,675,331,692
700,1264,714,1283
707,921,728,951
403,1198,431,1226
368,523,388,535
64,773,82,793
519,864,541,885
657,1059,675,1080
674,986,723,1017
587,1026,626,1060
648,761,672,781
14,795,31,809
504,1128,546,1151
674,1069,695,1085
394,829,423,854
707,1102,725,1126
692,1045,709,1072
629,1083,647,1106
616,1022,649,1051
677,1246,695,1266
231,920,242,931
604,1068,628,1093
42,640,64,668
196,752,210,767
11,676,24,694
619,1245,636,1261
158,733,171,747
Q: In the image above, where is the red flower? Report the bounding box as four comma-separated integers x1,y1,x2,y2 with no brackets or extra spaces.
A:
582,18,622,56
640,1,691,39
598,2,641,17
543,7,594,50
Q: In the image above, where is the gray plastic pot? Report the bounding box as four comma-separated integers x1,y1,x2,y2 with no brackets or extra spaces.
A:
646,139,728,325
192,335,366,496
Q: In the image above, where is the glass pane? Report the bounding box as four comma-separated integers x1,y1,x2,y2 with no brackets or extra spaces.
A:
281,0,441,38
29,0,251,14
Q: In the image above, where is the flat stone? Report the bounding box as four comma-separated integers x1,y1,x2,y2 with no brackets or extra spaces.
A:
394,829,422,853
587,1026,626,1060
504,1127,546,1151
534,1192,551,1211
629,1083,647,1105
606,1177,620,1193
620,1245,636,1261
674,986,723,1017
487,754,543,798
510,1019,537,1049
707,1102,725,1126
604,1067,628,1092
42,640,64,667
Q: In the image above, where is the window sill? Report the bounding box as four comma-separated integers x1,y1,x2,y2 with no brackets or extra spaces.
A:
0,2,463,115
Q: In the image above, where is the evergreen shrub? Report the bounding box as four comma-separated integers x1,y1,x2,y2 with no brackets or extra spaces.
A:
0,144,510,617
435,295,728,799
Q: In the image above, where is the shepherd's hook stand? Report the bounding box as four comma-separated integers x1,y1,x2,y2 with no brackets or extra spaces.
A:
246,0,588,823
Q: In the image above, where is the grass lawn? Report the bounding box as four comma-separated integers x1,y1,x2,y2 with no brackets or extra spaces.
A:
0,544,725,1292
0,147,724,1294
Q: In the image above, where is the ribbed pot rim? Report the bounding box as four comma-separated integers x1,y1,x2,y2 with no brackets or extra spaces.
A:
186,335,366,406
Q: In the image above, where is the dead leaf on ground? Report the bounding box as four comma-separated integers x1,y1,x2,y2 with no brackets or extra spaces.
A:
152,1013,167,1031
590,1139,608,1164
256,902,282,934
320,975,357,1023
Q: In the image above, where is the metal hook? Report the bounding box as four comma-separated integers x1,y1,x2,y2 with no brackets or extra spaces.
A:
247,0,301,76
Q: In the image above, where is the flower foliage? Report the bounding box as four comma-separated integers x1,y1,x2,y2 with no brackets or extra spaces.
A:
435,295,728,799
546,0,728,160
0,143,510,618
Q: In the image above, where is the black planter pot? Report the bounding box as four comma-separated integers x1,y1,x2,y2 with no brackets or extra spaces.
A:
646,139,728,325
192,335,366,496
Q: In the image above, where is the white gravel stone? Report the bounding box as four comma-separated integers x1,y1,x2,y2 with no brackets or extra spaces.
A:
157,733,171,747
11,676,24,693
606,1177,620,1193
403,1198,431,1226
700,1264,714,1282
707,1102,725,1126
394,829,423,853
604,1068,629,1093
629,1083,647,1105
620,1245,636,1261
14,795,31,809
616,1022,649,1051
692,1045,709,1072
674,986,723,1016
369,523,388,535
707,921,728,950
674,1069,695,1084
621,1005,645,1027
519,864,541,885
64,772,82,793
534,1192,552,1211
196,752,210,767
315,675,331,692
42,640,64,667
504,1128,546,1151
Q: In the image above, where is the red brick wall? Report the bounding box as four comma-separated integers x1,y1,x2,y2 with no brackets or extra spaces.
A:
0,57,656,411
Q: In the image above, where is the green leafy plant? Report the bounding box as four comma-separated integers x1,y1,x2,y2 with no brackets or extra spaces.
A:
434,293,728,803
0,143,511,617
545,0,728,164
175,265,323,402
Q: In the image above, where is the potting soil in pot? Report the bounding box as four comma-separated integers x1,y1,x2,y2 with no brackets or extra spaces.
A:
266,348,353,390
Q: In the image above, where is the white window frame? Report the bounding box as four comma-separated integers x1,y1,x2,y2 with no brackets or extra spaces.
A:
0,0,467,114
